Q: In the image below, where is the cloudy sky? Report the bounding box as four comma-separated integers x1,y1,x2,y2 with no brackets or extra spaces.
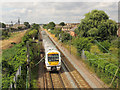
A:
0,1,119,24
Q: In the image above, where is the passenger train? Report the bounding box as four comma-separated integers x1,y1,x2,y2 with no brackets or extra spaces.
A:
41,31,61,71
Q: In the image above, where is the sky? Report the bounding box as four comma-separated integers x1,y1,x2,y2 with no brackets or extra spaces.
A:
0,1,119,24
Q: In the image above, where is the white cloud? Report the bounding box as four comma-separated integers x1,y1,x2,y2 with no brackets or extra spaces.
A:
1,0,119,2
9,8,27,13
1,2,118,24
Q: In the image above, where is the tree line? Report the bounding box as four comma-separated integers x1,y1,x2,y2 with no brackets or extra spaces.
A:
43,10,118,55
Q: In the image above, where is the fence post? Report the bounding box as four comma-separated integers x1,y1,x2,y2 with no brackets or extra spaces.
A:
81,50,86,60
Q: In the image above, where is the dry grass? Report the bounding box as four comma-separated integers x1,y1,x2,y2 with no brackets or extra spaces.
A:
1,31,26,50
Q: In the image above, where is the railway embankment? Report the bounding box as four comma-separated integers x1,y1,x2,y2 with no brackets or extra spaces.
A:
44,28,108,88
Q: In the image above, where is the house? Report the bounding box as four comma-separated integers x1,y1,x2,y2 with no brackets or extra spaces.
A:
70,31,76,37
69,26,77,36
62,26,72,31
12,24,26,29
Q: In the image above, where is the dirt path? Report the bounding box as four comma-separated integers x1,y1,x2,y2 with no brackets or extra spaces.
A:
1,31,26,50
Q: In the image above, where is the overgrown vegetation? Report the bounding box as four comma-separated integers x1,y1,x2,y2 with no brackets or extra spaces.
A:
43,22,55,30
2,23,40,88
97,40,111,53
2,43,27,88
84,51,118,88
1,30,10,39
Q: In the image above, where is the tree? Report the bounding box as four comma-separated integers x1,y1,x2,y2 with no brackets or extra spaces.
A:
75,37,92,55
47,22,56,30
54,28,62,37
18,26,22,30
49,22,55,27
61,32,72,42
28,29,38,39
24,22,30,28
76,37,91,55
31,23,39,30
59,22,65,26
43,24,47,29
87,28,99,37
75,9,117,41
0,22,6,28
97,20,117,41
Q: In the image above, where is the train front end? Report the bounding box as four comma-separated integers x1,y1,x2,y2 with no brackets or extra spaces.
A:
45,50,61,71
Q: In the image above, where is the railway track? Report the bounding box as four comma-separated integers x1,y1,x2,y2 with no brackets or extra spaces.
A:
38,29,92,89
43,69,65,89
62,60,91,89
49,71,65,89
44,30,92,89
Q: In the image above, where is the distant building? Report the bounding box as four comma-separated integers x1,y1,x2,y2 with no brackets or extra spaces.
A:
66,23,79,28
12,24,25,29
62,26,72,31
69,26,77,36
55,23,79,36
55,25,62,29
6,24,11,28
70,31,76,36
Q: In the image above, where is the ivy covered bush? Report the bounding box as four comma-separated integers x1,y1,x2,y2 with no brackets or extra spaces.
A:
84,51,118,88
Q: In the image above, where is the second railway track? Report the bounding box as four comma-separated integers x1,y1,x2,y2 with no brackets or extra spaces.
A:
62,59,91,89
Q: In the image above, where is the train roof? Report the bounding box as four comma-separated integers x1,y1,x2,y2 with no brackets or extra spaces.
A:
41,31,59,53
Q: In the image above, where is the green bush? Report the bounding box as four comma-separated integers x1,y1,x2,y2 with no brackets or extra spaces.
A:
75,37,92,55
61,32,72,42
84,51,118,88
22,29,38,45
97,40,110,53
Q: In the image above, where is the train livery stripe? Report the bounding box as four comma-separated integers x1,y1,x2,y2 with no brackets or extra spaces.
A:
48,52,59,54
48,62,59,65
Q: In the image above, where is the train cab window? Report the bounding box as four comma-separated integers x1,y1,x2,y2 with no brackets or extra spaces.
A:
48,54,59,62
